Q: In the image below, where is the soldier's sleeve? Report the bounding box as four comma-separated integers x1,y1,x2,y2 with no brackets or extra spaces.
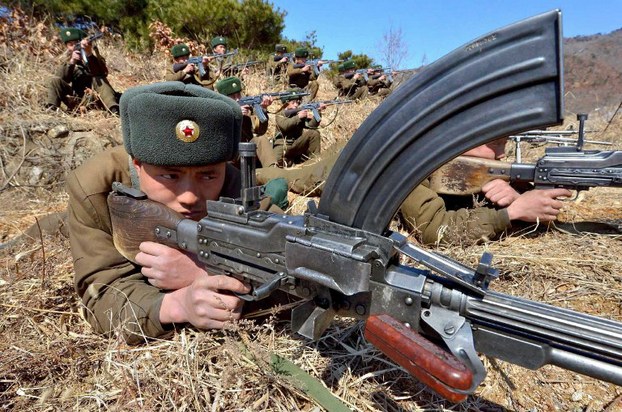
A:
286,63,303,76
275,112,302,136
252,110,269,136
165,66,186,82
66,168,173,345
85,53,109,77
54,62,73,81
399,180,511,246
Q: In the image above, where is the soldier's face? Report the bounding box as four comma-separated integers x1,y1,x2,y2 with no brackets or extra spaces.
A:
463,138,507,160
66,40,78,52
133,159,227,220
174,55,189,63
286,100,300,109
213,44,226,54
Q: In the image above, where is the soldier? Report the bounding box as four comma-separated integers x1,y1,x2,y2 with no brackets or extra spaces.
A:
165,43,215,89
215,76,278,168
272,89,325,166
366,65,393,98
267,44,290,85
45,27,120,114
286,48,321,101
256,138,571,245
209,36,245,79
66,82,289,344
332,60,368,100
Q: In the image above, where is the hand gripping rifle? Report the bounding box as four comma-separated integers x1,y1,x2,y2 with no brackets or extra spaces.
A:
107,10,622,402
238,90,310,123
175,49,240,77
284,99,353,123
74,32,104,66
429,114,621,195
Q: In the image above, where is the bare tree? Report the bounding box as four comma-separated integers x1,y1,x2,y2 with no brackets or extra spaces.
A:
377,25,408,70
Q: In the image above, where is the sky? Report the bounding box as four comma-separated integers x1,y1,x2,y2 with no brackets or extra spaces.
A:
269,0,622,69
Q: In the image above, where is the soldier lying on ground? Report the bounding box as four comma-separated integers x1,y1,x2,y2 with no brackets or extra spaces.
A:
66,82,288,344
257,138,571,245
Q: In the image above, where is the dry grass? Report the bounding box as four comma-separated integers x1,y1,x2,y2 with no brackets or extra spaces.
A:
2,11,622,412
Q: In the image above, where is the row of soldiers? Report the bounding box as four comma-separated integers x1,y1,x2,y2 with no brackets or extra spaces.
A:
44,28,393,170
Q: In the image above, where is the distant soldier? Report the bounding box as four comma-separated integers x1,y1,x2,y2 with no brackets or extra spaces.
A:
267,44,290,85
209,36,245,79
286,48,321,101
45,27,120,115
272,88,325,166
333,60,367,100
165,43,215,89
366,65,393,98
215,76,278,168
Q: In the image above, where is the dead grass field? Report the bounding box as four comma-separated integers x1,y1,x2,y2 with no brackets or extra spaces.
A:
1,11,622,412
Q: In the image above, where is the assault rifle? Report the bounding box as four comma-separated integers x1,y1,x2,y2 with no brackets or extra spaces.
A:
429,114,622,195
284,99,353,123
74,32,104,65
294,58,344,76
273,52,294,62
108,11,622,403
238,90,310,123
173,49,239,77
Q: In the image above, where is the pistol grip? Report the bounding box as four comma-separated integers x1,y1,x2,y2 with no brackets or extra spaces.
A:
364,314,473,403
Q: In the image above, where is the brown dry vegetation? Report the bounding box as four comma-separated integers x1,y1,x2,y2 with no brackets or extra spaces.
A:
2,9,622,412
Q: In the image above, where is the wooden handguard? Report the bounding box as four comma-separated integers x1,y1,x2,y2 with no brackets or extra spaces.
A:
364,314,473,403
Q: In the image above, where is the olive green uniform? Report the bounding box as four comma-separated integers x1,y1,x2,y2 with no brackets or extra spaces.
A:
67,145,242,344
333,73,368,100
286,62,319,101
46,51,119,111
272,109,321,166
256,142,511,245
367,74,392,98
241,109,278,168
165,63,216,89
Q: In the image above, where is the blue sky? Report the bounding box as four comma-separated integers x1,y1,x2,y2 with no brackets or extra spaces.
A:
269,0,622,69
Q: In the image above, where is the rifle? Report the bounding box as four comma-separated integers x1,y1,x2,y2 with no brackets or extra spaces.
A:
273,52,294,62
74,32,104,65
229,60,262,72
108,10,622,403
284,99,353,123
429,114,621,195
294,59,344,76
509,123,607,162
174,49,239,77
108,142,622,403
238,90,310,123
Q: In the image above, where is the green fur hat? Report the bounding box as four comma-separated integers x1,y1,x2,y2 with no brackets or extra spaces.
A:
215,77,243,97
294,48,309,58
210,36,227,49
59,28,86,43
121,82,242,166
342,60,356,71
275,44,287,53
280,87,305,103
171,44,190,58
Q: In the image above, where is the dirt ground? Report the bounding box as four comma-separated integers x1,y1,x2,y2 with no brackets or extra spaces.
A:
1,11,622,412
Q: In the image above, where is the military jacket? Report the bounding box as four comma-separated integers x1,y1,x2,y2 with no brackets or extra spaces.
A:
55,51,109,91
66,145,241,344
286,62,317,88
275,110,320,141
165,64,215,88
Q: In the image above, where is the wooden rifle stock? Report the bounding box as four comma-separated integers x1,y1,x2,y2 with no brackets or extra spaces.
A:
365,314,473,402
107,189,183,263
428,156,512,195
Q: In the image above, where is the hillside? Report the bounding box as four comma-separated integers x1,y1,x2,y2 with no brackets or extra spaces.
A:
564,28,622,114
1,10,622,412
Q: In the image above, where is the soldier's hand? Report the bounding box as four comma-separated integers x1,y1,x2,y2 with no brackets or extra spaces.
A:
482,179,521,207
279,57,288,63
159,273,251,329
301,65,311,72
506,188,572,222
183,64,196,74
297,110,309,119
260,95,273,108
136,241,204,290
81,38,93,56
240,105,252,116
70,49,82,64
